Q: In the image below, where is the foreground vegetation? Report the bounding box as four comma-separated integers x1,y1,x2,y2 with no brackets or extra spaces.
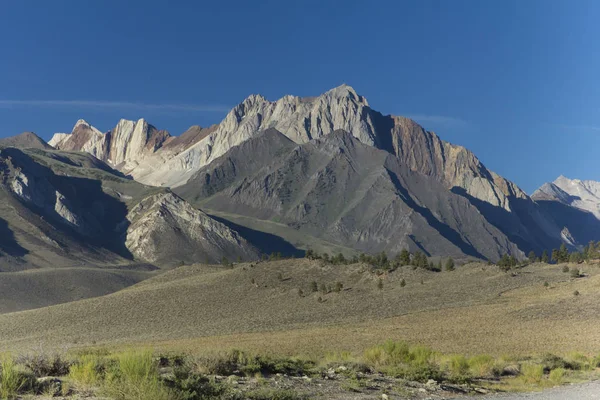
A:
0,342,598,399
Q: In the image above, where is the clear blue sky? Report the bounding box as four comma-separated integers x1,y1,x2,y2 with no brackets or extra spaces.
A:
0,0,598,193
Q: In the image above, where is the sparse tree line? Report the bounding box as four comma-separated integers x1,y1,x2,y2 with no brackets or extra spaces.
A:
222,241,597,273
495,241,600,272
305,249,455,272
531,242,600,265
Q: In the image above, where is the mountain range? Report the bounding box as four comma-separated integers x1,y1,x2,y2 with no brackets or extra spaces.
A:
2,84,600,271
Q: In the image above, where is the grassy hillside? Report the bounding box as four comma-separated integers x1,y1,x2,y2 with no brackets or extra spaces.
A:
0,259,597,358
0,266,156,313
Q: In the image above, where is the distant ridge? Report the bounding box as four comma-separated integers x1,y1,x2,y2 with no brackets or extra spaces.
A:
0,131,53,150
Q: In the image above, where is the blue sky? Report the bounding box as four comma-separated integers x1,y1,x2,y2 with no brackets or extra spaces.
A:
0,0,598,193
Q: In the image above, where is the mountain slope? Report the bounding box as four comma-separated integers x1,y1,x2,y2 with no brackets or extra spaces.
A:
177,129,521,261
532,176,600,247
0,146,259,269
0,132,54,150
533,176,600,219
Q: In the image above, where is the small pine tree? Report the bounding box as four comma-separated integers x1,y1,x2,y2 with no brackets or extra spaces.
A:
398,249,411,266
320,283,327,294
445,258,455,271
334,282,343,293
377,251,389,268
221,256,230,267
377,278,384,290
541,250,549,264
551,249,559,263
498,254,512,271
558,244,569,263
543,281,549,287
305,249,314,259
322,253,330,263
528,251,537,263
310,281,318,292
400,278,406,287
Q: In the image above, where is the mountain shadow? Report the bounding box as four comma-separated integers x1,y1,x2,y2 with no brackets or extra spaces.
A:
387,170,485,259
209,214,304,258
450,187,561,253
0,217,27,257
2,147,133,259
535,200,600,246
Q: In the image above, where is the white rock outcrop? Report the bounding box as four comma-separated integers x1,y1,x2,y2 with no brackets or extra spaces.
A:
124,192,258,263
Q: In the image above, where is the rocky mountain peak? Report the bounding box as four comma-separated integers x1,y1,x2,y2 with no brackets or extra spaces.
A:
323,84,369,106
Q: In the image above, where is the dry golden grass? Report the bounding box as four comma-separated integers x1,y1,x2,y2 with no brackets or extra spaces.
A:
0,259,599,359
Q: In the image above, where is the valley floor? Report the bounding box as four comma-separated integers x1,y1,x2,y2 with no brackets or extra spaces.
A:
1,259,600,356
1,259,599,399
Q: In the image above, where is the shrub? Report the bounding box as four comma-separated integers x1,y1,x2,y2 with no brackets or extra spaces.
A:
543,281,549,287
567,352,591,370
310,281,318,292
103,350,173,400
362,341,441,382
363,347,384,366
0,356,33,399
562,266,570,273
377,279,383,290
19,353,71,377
319,283,327,294
549,367,566,384
246,388,308,400
165,365,229,400
520,363,544,384
446,355,471,383
541,354,571,372
193,352,237,376
570,268,581,278
68,354,104,393
400,278,406,287
468,354,500,378
574,290,580,296
334,282,343,293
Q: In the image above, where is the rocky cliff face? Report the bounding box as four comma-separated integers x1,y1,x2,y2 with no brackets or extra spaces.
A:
45,87,517,203
48,85,531,214
49,118,172,172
